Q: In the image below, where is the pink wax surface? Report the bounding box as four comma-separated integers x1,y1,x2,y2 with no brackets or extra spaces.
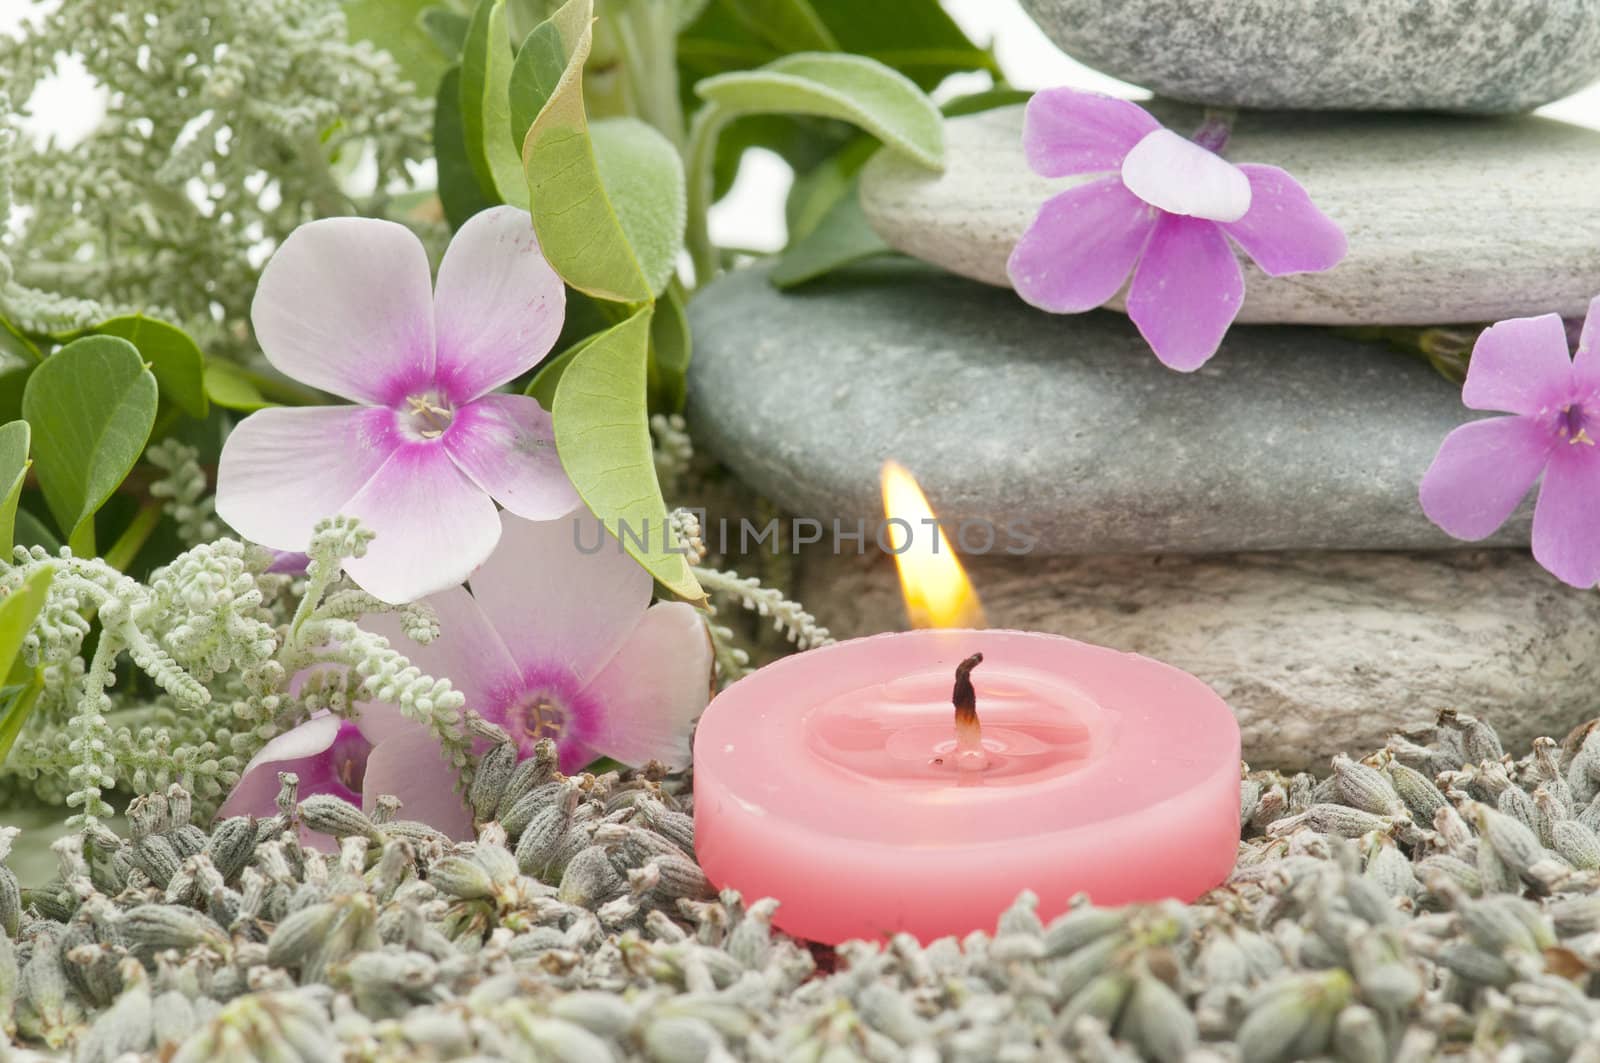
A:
693,628,1241,945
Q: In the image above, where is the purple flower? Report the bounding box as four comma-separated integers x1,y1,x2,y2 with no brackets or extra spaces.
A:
358,511,712,776
1419,299,1600,588
1006,89,1348,371
217,206,580,605
217,711,472,846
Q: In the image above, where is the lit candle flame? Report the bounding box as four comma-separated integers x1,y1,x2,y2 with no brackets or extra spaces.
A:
880,460,986,630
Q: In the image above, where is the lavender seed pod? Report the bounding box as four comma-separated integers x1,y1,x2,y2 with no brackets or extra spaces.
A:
0,866,19,939
1552,818,1600,870
202,817,257,884
469,740,519,824
266,902,338,969
299,794,382,842
1382,760,1448,825
1332,1004,1386,1063
499,740,562,816
558,846,624,909
122,905,228,953
131,835,182,889
1118,971,1196,1063
500,782,564,838
1332,755,1404,817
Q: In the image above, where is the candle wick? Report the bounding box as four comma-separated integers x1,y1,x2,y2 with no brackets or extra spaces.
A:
952,652,987,771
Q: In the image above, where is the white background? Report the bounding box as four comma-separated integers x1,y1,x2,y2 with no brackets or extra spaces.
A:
6,0,1600,253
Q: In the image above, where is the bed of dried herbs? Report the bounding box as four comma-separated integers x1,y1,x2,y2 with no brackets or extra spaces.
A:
6,709,1600,1061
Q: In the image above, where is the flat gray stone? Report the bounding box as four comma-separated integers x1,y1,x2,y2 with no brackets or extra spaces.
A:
796,548,1592,772
686,262,1530,555
859,105,1600,326
1018,0,1600,113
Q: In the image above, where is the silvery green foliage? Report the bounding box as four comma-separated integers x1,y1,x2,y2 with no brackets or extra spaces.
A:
1,516,469,828
12,713,1600,1060
0,0,432,356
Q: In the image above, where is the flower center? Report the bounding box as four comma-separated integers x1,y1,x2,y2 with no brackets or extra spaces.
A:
327,720,371,800
1559,403,1596,447
403,391,455,439
505,690,569,750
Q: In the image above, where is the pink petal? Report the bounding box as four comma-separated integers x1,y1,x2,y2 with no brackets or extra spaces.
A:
469,512,653,684
577,603,711,770
1125,214,1245,372
1419,416,1552,540
1532,444,1600,588
1220,164,1347,276
444,394,581,521
252,218,435,404
431,206,566,402
217,406,400,552
341,443,502,604
360,731,474,839
356,586,521,741
1007,177,1157,314
1022,89,1160,177
1462,314,1575,416
221,713,342,817
1570,295,1600,395
1120,129,1251,223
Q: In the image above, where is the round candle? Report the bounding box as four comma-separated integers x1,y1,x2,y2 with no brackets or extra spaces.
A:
692,627,1240,944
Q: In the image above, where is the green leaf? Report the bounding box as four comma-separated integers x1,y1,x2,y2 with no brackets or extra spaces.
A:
461,0,528,207
552,308,705,606
0,567,56,767
203,361,277,413
91,315,208,418
941,87,1033,118
420,6,472,58
696,52,943,168
647,281,692,412
345,0,452,95
435,65,499,229
784,133,877,240
508,20,565,147
590,118,687,297
771,176,889,287
520,0,673,303
0,421,29,558
718,0,837,53
22,336,159,557
13,509,59,555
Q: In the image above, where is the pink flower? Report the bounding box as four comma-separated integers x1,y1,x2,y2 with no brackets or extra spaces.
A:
358,511,711,776
217,206,580,604
1006,89,1347,371
217,711,472,846
1420,299,1600,588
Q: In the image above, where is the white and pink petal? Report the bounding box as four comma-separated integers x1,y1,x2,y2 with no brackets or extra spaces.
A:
1532,443,1600,589
444,394,581,521
468,511,653,685
216,406,399,553
251,217,436,404
575,603,712,770
431,206,566,402
1120,129,1251,223
360,730,475,839
340,441,503,605
1461,314,1576,416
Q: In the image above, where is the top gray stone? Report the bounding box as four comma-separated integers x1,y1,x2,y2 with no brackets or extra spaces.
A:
686,262,1530,556
1018,0,1600,113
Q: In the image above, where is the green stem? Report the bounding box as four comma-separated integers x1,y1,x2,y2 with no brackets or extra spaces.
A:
102,503,162,572
684,104,730,287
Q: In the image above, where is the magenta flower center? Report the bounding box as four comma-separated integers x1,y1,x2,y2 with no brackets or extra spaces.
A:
1558,403,1596,447
402,390,455,440
326,720,372,802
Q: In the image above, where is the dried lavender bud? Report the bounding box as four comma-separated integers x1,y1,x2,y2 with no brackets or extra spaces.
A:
16,930,84,1048
517,785,580,879
299,794,382,841
1472,804,1548,884
1270,804,1395,839
0,929,16,1028
0,866,19,939
430,856,495,900
1332,755,1404,817
1042,905,1125,958
1333,1004,1386,1063
500,741,561,814
641,856,712,902
643,1014,726,1063
1437,942,1516,986
151,989,198,1048
266,902,338,969
636,798,697,857
515,1013,618,1061
548,990,637,1039
122,905,228,952
1118,971,1196,1063
470,740,519,823
1553,818,1600,870
500,782,563,839
132,835,182,888
76,961,153,1063
558,846,624,909
1382,760,1447,825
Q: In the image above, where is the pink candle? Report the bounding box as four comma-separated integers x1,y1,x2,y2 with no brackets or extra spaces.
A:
693,627,1240,944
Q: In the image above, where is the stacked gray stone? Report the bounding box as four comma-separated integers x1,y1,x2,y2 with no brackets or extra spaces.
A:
686,6,1600,769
